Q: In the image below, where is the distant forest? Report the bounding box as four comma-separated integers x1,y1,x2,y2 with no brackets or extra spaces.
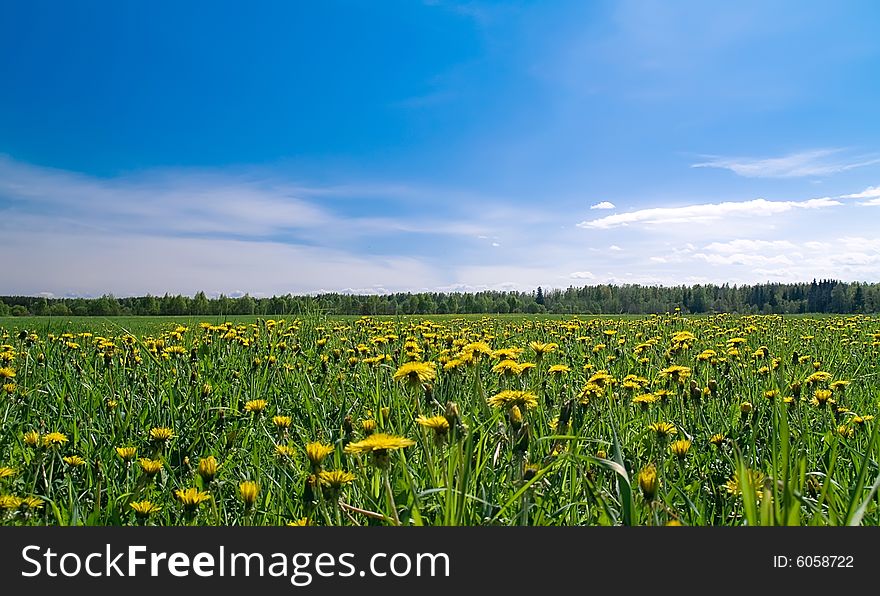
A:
1,280,879,317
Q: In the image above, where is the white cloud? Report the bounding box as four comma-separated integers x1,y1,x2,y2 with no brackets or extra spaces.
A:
702,239,797,254
577,197,840,229
569,271,595,279
691,149,880,178
590,201,616,210
0,229,441,296
839,186,880,199
860,198,880,206
609,245,623,251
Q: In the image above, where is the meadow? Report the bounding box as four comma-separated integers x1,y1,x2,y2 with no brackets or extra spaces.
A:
1,312,879,526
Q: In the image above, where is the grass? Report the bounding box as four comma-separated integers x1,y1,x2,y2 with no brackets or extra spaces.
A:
0,312,878,526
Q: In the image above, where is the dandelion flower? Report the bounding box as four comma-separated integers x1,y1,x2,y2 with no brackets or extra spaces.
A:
130,501,160,517
344,433,415,468
669,439,692,459
319,469,356,495
175,487,211,509
42,432,68,447
149,427,173,442
393,361,436,387
273,415,292,429
487,390,538,410
305,442,335,472
244,399,268,413
62,456,86,467
647,421,677,439
198,456,219,482
139,458,164,476
416,415,451,443
116,446,137,461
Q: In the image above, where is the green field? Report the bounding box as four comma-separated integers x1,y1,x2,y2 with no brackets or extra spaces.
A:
1,313,879,526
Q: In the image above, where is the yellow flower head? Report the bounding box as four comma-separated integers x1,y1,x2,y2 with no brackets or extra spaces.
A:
42,432,69,447
638,464,659,501
273,415,292,429
305,442,335,469
116,446,137,461
23,431,41,448
149,427,173,441
239,481,260,506
416,415,451,437
487,390,538,410
244,399,268,413
175,487,211,508
392,361,437,387
319,469,356,490
669,439,692,459
198,455,219,482
647,421,677,439
344,433,415,468
139,458,164,476
130,501,160,517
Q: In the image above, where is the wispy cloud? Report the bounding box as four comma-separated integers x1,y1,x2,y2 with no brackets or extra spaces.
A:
577,197,840,229
691,149,880,178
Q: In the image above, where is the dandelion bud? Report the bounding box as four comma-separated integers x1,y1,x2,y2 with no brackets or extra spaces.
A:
689,380,701,402
239,481,260,507
444,401,460,429
558,399,573,429
198,455,218,483
638,464,659,501
707,379,717,396
509,405,523,430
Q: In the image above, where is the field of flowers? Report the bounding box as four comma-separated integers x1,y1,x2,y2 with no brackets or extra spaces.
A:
1,313,879,526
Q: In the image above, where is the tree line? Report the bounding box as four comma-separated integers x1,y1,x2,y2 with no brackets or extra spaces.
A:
1,280,878,317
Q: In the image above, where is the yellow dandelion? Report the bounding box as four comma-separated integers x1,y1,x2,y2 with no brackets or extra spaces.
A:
42,432,69,447
244,399,268,413
130,501,160,517
239,481,260,506
175,487,211,508
319,469,356,491
392,361,436,387
638,464,659,501
669,439,692,459
305,442,335,471
415,415,451,441
149,427,173,441
487,389,539,410
116,446,137,461
273,415,292,429
647,421,677,439
344,433,415,468
139,458,164,476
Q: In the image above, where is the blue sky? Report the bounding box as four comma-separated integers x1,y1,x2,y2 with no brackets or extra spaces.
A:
2,0,880,297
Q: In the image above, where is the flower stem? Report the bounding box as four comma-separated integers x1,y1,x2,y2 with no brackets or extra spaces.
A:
383,471,400,526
